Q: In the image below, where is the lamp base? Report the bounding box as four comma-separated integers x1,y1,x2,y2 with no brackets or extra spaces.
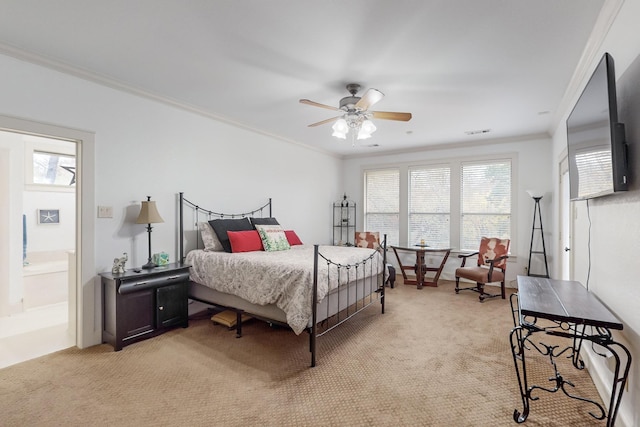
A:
141,260,157,270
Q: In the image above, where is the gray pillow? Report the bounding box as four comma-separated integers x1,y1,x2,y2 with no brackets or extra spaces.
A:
250,217,280,228
198,222,224,252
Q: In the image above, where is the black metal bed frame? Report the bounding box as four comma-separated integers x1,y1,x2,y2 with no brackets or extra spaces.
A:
178,192,387,367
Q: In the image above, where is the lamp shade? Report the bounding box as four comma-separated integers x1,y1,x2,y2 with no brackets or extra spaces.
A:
136,199,164,224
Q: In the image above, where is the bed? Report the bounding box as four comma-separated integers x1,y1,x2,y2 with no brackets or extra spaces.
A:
178,192,387,366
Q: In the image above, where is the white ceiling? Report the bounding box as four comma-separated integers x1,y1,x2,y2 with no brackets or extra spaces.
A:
0,1,606,157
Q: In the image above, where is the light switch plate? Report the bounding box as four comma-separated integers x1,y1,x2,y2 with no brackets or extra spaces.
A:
97,206,113,218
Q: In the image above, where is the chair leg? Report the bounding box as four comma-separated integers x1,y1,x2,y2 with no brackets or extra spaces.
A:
455,277,460,294
477,282,485,302
501,280,506,299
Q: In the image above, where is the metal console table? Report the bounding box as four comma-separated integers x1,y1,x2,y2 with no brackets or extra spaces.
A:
509,276,631,426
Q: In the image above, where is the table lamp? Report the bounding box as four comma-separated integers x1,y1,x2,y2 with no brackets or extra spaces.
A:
136,196,164,269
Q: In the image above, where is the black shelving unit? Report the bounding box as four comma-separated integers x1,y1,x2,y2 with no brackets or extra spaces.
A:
333,194,356,246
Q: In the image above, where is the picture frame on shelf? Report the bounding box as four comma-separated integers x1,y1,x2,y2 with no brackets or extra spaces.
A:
37,209,60,224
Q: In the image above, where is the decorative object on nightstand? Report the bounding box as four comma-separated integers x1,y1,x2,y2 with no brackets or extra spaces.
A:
136,196,164,269
100,262,190,351
111,252,128,274
333,194,356,246
153,252,169,266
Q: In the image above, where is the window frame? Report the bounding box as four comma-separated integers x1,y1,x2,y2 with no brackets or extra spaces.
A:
24,136,76,193
408,163,451,249
363,167,401,246
459,158,513,252
362,153,517,253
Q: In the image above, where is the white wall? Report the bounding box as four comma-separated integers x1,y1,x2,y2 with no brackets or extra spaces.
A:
549,1,640,425
0,52,342,347
23,191,75,253
0,132,25,315
342,135,553,286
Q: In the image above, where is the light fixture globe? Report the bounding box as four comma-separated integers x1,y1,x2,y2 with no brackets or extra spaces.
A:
357,119,377,140
331,118,348,139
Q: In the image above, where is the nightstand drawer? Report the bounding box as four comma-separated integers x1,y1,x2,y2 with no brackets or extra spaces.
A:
118,271,189,294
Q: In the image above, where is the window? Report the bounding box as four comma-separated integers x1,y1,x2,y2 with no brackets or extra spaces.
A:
363,155,514,251
364,169,399,245
574,147,612,198
24,135,77,192
409,166,450,248
460,160,511,251
33,151,76,186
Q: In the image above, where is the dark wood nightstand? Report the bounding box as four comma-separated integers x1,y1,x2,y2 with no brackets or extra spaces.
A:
100,262,190,351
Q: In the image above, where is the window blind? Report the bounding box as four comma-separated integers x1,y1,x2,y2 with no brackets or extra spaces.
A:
409,166,450,247
575,147,612,198
364,169,399,245
460,160,511,251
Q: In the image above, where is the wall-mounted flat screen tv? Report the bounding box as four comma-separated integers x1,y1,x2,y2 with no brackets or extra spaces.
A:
566,52,628,200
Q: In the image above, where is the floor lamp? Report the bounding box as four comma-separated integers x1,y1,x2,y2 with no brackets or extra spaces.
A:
136,196,164,269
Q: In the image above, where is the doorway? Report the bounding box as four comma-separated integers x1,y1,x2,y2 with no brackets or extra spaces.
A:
0,129,78,368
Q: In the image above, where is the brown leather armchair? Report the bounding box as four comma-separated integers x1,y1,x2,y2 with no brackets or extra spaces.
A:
455,237,510,302
355,231,395,288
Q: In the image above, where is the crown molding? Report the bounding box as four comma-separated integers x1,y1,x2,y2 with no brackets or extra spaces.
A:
0,42,339,159
549,0,625,134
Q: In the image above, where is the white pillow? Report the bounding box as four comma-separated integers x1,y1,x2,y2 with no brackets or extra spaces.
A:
254,224,291,252
198,222,224,252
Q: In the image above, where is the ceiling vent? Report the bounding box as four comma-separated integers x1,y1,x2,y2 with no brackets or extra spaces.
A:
465,129,491,135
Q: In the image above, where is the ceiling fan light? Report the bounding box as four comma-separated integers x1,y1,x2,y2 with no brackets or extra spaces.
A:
361,119,376,134
332,118,349,139
357,130,372,140
357,120,376,140
333,130,347,139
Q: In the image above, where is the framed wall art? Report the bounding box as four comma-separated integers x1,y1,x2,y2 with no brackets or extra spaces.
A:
38,209,60,224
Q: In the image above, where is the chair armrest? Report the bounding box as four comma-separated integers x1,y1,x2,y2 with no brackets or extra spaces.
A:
457,251,479,259
484,255,509,266
485,255,509,281
457,251,478,267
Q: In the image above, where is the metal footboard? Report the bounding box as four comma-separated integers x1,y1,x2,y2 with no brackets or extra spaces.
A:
310,236,387,367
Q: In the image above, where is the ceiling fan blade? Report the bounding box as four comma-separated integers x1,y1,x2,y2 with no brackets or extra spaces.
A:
355,88,384,110
300,99,340,111
372,111,412,121
308,116,341,127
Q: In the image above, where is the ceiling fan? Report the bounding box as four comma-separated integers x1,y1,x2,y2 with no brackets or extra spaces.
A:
299,83,412,140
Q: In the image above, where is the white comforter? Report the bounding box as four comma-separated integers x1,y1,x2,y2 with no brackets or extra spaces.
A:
186,245,384,334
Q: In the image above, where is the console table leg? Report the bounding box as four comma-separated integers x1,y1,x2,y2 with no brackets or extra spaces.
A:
510,325,530,423
605,341,632,427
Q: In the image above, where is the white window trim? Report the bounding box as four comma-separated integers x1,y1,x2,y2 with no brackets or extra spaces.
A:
362,153,518,254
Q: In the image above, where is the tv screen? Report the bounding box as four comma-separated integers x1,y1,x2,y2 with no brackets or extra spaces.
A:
566,52,628,200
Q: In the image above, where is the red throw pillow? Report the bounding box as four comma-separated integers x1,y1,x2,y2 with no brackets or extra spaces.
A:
227,230,264,253
285,230,303,245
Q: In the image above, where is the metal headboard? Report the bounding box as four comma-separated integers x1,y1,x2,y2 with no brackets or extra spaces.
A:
178,192,272,262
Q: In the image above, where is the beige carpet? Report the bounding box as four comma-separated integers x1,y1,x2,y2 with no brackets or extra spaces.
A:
0,280,604,426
